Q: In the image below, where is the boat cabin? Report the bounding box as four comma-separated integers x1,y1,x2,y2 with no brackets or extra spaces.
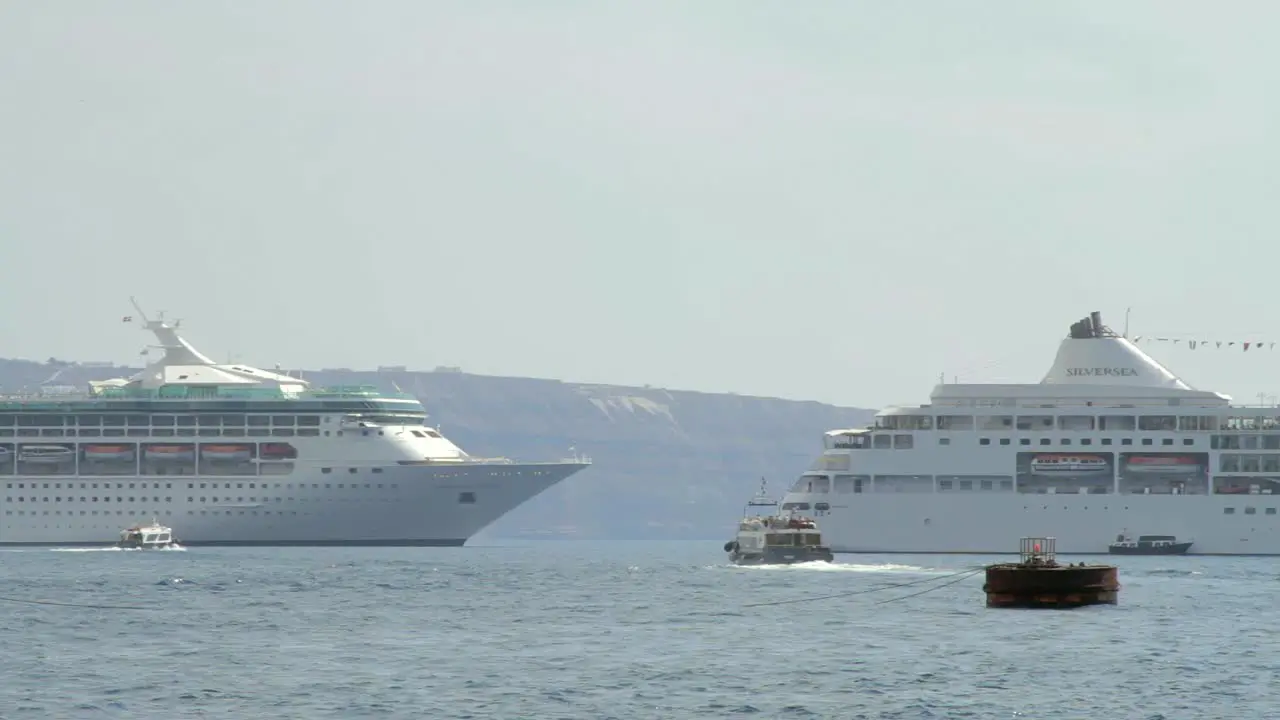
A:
1113,533,1180,548
118,522,175,549
738,514,825,549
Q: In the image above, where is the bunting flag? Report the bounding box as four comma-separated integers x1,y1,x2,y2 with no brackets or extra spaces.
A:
121,316,133,323
1131,336,1276,351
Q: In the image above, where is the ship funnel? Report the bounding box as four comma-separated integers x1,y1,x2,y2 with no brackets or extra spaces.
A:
1041,312,1192,389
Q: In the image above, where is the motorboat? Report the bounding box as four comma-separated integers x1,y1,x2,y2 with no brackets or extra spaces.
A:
1108,533,1192,555
723,480,834,565
117,520,180,550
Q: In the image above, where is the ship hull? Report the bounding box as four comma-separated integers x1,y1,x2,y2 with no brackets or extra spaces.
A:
729,546,834,565
1107,542,1193,555
784,492,1280,555
0,461,587,546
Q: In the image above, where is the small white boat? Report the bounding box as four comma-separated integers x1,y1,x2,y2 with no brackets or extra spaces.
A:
18,445,75,463
117,520,179,550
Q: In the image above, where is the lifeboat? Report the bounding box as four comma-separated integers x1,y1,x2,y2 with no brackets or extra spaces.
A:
144,444,196,462
18,445,75,463
1124,455,1202,474
1029,454,1109,475
82,444,136,462
0,446,10,461
200,444,252,462
259,443,296,460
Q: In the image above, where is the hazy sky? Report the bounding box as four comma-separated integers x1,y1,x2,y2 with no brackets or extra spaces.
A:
2,2,1278,409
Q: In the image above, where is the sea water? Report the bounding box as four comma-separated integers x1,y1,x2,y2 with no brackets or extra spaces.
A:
0,541,1270,718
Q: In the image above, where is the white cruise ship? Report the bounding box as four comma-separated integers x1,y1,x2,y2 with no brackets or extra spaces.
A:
779,311,1280,555
0,303,591,546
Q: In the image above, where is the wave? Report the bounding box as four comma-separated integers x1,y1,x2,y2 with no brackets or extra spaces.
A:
731,561,948,574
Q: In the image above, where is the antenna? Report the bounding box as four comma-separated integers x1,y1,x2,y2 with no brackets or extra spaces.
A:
128,296,151,325
1124,307,1132,338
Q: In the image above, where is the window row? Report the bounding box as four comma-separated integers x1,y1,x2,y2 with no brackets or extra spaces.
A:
0,414,324,428
975,437,1194,448
0,428,322,439
880,414,1219,432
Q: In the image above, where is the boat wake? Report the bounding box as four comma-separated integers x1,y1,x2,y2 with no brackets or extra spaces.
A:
49,544,187,553
732,561,945,574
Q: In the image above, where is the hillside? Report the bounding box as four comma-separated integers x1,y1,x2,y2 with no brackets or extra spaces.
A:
0,358,875,540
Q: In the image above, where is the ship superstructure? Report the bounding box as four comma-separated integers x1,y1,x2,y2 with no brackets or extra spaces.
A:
0,300,590,546
780,312,1280,555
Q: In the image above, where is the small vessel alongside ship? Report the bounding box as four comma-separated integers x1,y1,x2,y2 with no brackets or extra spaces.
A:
1108,533,1193,555
724,481,834,565
779,310,1280,555
117,520,180,549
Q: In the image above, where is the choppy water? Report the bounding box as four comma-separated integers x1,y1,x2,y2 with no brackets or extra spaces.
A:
0,541,1273,719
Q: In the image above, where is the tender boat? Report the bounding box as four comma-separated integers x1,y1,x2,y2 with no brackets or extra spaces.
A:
1108,533,1192,555
117,519,180,550
200,444,252,462
723,480,834,565
1029,454,1109,475
1123,455,1202,474
18,445,76,463
144,444,196,462
82,444,136,462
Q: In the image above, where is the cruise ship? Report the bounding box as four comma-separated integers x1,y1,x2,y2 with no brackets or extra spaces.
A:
779,311,1280,555
0,303,591,546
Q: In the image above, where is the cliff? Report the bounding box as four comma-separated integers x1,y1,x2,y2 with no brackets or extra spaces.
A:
0,358,875,540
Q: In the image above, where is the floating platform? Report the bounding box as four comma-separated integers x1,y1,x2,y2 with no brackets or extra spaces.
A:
983,537,1119,609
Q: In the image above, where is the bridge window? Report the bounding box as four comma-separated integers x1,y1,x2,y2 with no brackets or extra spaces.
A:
935,415,973,430
1138,415,1177,431
894,434,913,449
1017,415,1054,431
833,474,867,494
1058,416,1094,430
1099,415,1136,431
1178,416,1215,431
977,416,1013,431
878,415,932,430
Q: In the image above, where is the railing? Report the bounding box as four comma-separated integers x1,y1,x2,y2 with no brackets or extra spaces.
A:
1019,536,1056,565
0,384,420,407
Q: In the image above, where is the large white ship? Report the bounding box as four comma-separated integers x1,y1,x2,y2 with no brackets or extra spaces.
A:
0,302,591,546
779,311,1280,555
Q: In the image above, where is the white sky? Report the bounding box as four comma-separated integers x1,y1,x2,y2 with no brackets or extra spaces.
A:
2,1,1277,409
